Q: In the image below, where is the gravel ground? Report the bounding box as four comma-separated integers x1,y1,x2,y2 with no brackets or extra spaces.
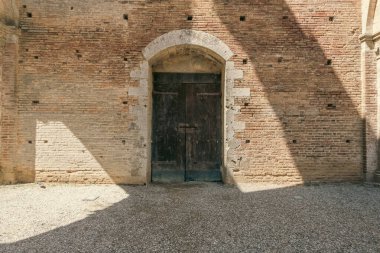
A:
0,182,380,252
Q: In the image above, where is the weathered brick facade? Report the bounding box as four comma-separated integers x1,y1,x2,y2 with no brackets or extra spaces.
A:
2,0,379,184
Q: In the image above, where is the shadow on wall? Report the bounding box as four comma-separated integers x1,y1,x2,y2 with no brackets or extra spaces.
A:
1,184,380,252
16,0,364,184
212,0,364,182
16,0,194,184
0,0,19,26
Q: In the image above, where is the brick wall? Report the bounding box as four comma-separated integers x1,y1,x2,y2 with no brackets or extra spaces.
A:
0,0,19,184
14,0,362,184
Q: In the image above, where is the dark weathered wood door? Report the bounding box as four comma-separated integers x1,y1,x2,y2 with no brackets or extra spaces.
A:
152,73,221,183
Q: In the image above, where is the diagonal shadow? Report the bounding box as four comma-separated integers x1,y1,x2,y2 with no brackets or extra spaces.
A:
1,183,380,252
211,0,364,182
17,0,366,185
2,1,377,251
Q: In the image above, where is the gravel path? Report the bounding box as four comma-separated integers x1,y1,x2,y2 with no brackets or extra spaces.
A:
0,182,380,252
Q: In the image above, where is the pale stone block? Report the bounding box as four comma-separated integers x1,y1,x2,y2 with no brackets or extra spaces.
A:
233,121,246,131
232,88,250,97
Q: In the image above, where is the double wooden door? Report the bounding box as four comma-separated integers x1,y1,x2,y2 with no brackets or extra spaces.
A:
152,73,222,182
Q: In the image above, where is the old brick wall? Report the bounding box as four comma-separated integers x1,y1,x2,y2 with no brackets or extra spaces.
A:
16,0,362,184
0,0,19,184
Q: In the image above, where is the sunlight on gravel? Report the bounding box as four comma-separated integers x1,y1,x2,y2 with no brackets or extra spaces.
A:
0,184,129,243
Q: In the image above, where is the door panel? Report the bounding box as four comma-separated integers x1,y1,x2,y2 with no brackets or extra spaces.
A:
152,75,186,182
152,73,221,183
185,82,222,181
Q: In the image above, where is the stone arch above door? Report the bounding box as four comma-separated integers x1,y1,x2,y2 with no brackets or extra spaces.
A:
129,29,247,183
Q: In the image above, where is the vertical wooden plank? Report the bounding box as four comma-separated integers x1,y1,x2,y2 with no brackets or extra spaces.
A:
151,73,186,183
185,74,222,182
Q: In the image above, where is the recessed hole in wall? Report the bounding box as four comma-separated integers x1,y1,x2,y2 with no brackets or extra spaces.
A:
23,5,27,8
329,16,334,21
28,140,32,144
283,16,288,19
292,140,297,144
70,7,74,10
77,54,82,59
19,60,23,63
27,12,32,18
244,102,249,106
187,15,193,21
346,140,351,143
25,49,28,52
32,100,39,104
243,59,248,64
326,59,332,65
123,57,128,61
44,140,48,143
240,16,246,21
278,57,283,63
122,101,128,105
245,140,250,143
76,49,80,53
34,56,38,59
327,103,336,109
122,140,126,145
123,14,128,20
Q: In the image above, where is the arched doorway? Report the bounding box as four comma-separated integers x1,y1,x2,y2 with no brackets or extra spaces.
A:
151,47,223,182
130,30,245,184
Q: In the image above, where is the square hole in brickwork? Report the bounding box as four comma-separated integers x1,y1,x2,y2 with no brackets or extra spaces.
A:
240,16,246,21
123,14,128,20
34,56,38,59
32,100,39,104
327,103,336,110
70,7,74,10
28,140,33,144
329,16,334,21
187,15,193,21
278,57,283,63
326,59,332,65
244,102,249,106
23,5,27,8
243,59,248,64
283,16,288,19
245,140,250,143
122,101,128,105
346,140,351,143
123,57,128,61
27,12,32,18
292,140,297,144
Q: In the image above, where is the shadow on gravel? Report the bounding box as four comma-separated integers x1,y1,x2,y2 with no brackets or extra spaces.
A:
1,183,380,252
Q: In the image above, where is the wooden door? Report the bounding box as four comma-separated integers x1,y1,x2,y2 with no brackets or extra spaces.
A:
152,73,221,183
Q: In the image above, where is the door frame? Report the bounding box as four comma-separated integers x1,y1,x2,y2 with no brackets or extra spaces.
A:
130,30,246,184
